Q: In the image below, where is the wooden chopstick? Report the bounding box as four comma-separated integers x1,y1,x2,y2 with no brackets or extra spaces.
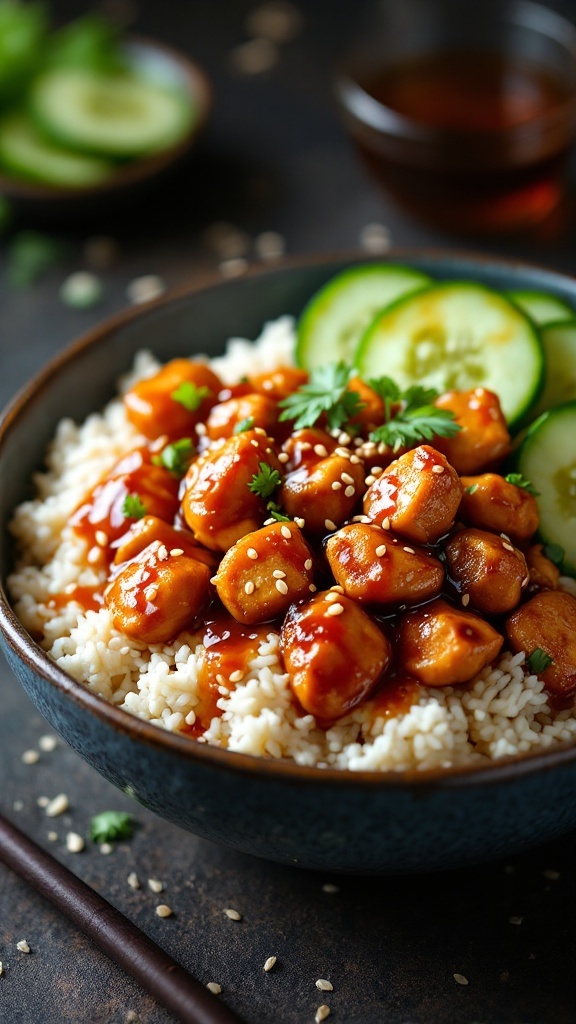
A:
0,812,245,1024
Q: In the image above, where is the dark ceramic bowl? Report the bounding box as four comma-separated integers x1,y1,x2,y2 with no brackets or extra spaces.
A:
1,252,575,874
0,36,211,225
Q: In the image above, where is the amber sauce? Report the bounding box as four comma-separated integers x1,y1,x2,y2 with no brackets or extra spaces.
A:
356,50,575,232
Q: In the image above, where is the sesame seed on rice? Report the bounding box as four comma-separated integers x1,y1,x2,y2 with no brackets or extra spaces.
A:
207,982,222,994
316,979,333,991
264,956,277,972
224,908,242,921
155,904,173,918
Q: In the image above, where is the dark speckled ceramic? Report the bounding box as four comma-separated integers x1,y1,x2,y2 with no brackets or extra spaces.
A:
1,252,575,874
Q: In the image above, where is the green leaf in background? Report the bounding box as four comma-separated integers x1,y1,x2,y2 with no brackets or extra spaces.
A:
46,13,126,73
90,810,135,844
4,229,65,287
0,0,48,106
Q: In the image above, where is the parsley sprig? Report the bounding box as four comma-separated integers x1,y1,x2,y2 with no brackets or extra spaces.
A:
505,473,540,496
368,379,460,449
121,493,146,520
152,438,194,477
527,648,554,674
249,462,282,500
171,381,212,412
90,810,134,844
278,362,363,431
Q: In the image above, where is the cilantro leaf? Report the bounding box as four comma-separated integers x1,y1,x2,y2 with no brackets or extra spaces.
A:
234,416,255,434
248,462,282,500
90,811,134,844
543,543,565,567
152,438,194,477
505,473,540,496
171,381,212,412
465,484,478,495
122,493,146,520
527,648,554,674
370,405,460,449
278,362,364,431
266,501,290,522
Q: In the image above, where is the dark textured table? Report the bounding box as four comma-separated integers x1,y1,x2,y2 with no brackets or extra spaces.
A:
1,2,575,1022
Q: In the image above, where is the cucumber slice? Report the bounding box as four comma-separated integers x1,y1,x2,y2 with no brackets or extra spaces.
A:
517,402,576,572
354,282,544,428
507,289,573,326
296,263,431,370
0,111,115,187
532,319,576,418
29,68,194,158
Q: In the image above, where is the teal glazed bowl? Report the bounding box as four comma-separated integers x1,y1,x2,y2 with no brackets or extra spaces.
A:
1,252,575,874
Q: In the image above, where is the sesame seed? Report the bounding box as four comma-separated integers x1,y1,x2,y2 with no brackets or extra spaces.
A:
278,451,289,463
522,576,530,587
329,585,344,593
95,530,109,547
365,475,375,486
344,485,355,497
338,432,351,445
47,831,58,842
39,735,57,752
170,547,184,557
432,464,445,474
195,422,207,435
341,472,354,485
275,579,289,594
294,517,306,528
263,518,275,526
316,979,333,992
315,1006,330,1022
37,796,49,808
87,546,100,564
314,444,328,457
22,749,39,765
148,878,164,894
0,962,3,975
207,982,222,995
382,517,391,530
349,454,361,464
157,544,169,561
224,908,242,921
453,973,469,986
100,843,113,855
229,669,244,683
264,956,277,972
325,591,339,602
334,447,350,458
145,585,159,602
127,872,140,889
500,532,511,542
304,559,313,570
375,545,387,557
254,427,267,436
244,581,255,594
502,542,515,552
247,547,259,559
331,480,342,490
273,569,286,578
250,438,259,447
309,584,317,592
352,514,371,523
16,940,30,954
322,883,340,893
281,525,292,539
155,904,173,918
326,602,344,616
66,832,85,853
462,594,470,607
370,466,383,476
45,793,69,817
324,519,337,531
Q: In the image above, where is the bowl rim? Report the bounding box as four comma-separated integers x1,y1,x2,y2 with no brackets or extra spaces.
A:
2,246,576,790
0,34,212,201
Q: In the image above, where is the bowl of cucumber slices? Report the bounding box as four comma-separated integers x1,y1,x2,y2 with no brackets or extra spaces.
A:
0,6,211,218
1,249,575,874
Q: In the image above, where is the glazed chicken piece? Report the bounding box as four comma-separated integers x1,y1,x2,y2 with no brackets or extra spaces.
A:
397,598,504,686
363,445,462,544
105,540,211,644
214,521,315,624
279,430,365,534
325,523,444,607
444,528,528,615
112,515,217,570
525,544,561,591
123,358,221,440
432,388,511,473
506,590,576,700
459,473,539,543
249,366,308,401
205,392,279,441
181,429,282,551
281,590,392,719
345,376,387,433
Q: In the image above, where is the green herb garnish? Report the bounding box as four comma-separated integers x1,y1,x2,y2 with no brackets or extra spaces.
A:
543,543,565,567
465,484,478,495
90,810,134,844
369,383,460,449
266,501,290,523
527,648,554,674
278,362,364,431
122,493,146,520
5,230,65,288
234,416,255,434
505,473,540,496
248,462,282,500
171,381,212,412
152,438,194,477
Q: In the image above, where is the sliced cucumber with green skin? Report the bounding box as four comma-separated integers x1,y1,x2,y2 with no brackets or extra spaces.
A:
517,402,576,572
29,68,195,159
296,263,431,370
0,111,115,187
531,319,576,418
507,289,573,326
354,282,544,428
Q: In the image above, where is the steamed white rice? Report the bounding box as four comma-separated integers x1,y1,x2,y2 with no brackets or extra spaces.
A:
8,317,576,771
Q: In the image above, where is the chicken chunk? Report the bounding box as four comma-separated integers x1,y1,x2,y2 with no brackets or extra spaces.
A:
445,528,528,615
363,445,462,544
279,442,365,534
397,598,504,686
432,388,511,473
112,515,217,570
249,366,308,401
459,473,539,543
325,523,444,607
205,393,279,441
123,359,221,440
214,522,315,624
281,591,392,719
105,541,211,644
181,429,282,551
506,590,576,700
525,544,561,591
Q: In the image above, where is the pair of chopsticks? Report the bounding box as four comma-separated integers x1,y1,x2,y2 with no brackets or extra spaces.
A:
0,812,245,1024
